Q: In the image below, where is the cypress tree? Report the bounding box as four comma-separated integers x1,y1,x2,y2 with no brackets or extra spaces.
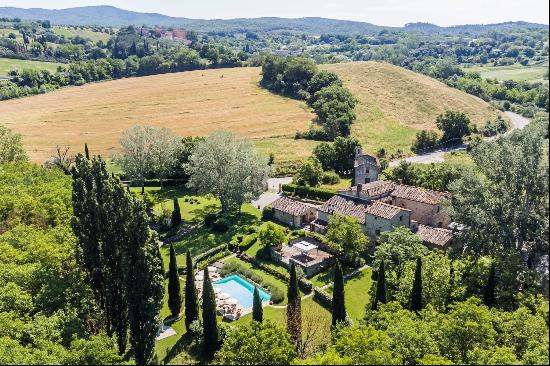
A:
252,286,263,323
124,198,164,365
84,143,90,159
331,260,346,326
184,250,199,331
286,262,301,349
483,263,496,308
409,257,423,312
167,244,182,318
202,267,219,358
171,198,181,228
371,260,387,310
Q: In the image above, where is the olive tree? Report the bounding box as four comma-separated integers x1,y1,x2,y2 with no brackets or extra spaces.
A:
0,125,27,163
186,131,271,216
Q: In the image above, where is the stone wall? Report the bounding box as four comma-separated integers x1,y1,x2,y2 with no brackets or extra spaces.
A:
391,198,451,228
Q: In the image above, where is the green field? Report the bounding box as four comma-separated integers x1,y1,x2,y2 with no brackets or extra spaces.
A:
52,26,111,43
464,63,549,82
0,57,64,76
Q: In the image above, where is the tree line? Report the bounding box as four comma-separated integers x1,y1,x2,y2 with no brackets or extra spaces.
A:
260,55,357,140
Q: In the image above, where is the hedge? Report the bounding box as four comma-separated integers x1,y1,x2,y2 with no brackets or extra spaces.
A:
313,287,333,310
281,183,336,201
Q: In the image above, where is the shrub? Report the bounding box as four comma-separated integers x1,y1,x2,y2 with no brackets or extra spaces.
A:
262,205,274,220
193,244,229,266
240,233,258,250
411,130,440,153
211,218,229,233
313,287,332,310
204,212,219,226
321,170,341,185
281,183,335,201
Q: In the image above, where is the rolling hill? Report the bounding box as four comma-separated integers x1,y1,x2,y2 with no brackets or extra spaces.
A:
0,6,546,34
0,62,506,164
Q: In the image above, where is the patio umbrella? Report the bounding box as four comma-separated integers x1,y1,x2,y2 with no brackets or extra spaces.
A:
218,292,231,300
195,272,204,280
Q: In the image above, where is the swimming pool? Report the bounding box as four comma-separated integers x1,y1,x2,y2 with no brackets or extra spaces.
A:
213,274,271,309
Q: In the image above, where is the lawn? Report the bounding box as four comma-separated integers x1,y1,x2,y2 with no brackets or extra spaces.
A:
464,63,549,83
325,267,373,322
321,177,352,191
0,57,64,76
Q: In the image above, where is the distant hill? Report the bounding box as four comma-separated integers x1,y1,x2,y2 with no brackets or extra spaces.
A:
0,5,547,34
0,62,504,163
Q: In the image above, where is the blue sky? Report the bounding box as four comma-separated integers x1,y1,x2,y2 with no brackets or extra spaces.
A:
2,0,549,26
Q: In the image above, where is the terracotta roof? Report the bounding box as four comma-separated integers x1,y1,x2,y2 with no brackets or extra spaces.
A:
416,224,453,247
271,196,314,216
365,200,408,220
355,181,395,197
318,195,367,224
390,184,449,205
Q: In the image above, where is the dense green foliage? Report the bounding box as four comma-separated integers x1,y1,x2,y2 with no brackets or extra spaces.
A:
171,198,182,228
409,257,423,312
313,136,361,174
382,160,466,191
71,154,164,363
216,321,296,365
0,163,122,364
260,55,356,140
258,222,287,248
371,260,387,310
293,157,323,187
0,125,28,163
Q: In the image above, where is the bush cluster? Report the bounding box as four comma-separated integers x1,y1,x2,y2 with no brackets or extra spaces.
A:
281,183,336,201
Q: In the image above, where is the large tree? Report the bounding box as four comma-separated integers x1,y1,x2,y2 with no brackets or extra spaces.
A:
409,257,423,312
186,131,271,216
115,125,180,192
293,157,323,187
168,244,183,318
184,250,199,331
326,213,368,255
252,287,263,323
202,267,219,358
0,125,28,163
435,110,472,143
449,118,549,281
371,260,387,310
71,154,164,361
331,260,346,326
286,262,302,350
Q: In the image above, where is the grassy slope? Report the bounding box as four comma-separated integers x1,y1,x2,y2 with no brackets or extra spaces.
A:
52,26,111,43
1,61,503,163
0,57,63,76
323,61,506,155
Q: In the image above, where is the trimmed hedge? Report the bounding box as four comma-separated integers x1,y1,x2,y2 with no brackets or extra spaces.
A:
193,244,228,266
313,287,333,310
281,183,335,201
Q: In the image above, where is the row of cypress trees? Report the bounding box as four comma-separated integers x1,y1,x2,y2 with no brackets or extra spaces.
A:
71,152,164,364
370,258,498,311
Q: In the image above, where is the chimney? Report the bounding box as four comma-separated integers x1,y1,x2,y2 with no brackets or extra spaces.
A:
355,147,363,157
357,183,363,197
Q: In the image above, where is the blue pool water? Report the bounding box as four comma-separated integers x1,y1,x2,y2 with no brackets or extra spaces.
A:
213,274,271,309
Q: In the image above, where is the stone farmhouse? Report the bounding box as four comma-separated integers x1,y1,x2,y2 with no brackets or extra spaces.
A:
274,149,454,249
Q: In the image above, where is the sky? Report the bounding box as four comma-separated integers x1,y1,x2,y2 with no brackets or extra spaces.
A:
2,0,549,26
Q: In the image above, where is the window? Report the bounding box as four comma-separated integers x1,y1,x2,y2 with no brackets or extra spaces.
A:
366,168,370,174
375,229,381,235
399,215,403,221
366,178,371,183
437,205,440,213
437,222,443,228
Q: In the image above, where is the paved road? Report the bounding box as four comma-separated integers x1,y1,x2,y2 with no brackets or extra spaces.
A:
389,111,530,167
251,177,293,210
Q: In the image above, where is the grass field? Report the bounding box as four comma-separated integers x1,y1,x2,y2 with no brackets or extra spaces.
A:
0,62,504,163
52,26,111,43
0,57,64,76
463,63,549,82
323,62,505,155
